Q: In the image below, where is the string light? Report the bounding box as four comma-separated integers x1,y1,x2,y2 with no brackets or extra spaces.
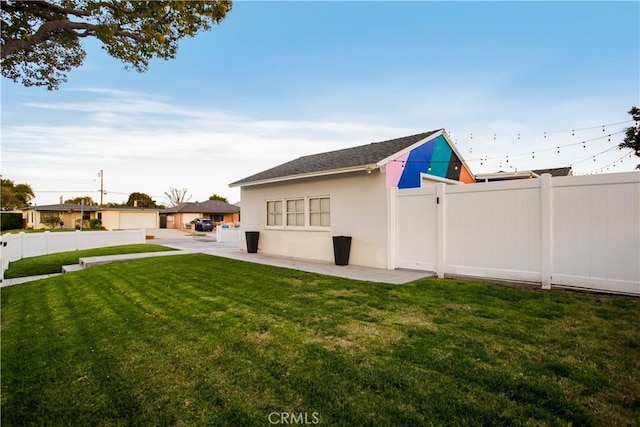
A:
391,122,637,175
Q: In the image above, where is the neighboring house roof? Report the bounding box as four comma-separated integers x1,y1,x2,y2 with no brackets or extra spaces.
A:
475,167,573,182
23,203,101,212
229,130,442,187
532,167,573,177
161,200,240,214
22,204,159,212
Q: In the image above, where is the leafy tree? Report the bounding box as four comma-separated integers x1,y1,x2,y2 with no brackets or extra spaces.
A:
164,187,191,207
1,0,232,90
1,178,34,210
41,214,63,229
126,192,157,208
619,106,640,169
64,196,97,206
208,193,229,203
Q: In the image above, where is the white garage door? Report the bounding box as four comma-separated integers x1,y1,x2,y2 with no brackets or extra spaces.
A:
119,212,157,229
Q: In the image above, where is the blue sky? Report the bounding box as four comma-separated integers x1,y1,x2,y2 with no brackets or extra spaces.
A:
2,1,639,206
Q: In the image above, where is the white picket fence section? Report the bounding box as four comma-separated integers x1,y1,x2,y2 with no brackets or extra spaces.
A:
1,229,146,281
392,172,640,295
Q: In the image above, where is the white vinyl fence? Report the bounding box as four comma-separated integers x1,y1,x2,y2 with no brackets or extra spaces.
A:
216,226,240,242
1,229,146,281
392,172,640,295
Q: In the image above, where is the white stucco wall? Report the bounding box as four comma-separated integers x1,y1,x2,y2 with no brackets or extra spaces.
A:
239,170,389,269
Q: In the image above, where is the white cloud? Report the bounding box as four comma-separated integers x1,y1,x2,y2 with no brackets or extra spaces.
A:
3,88,416,206
3,86,636,207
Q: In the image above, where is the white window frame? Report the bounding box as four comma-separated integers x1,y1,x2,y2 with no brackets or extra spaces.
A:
265,196,331,231
266,200,283,227
309,196,330,228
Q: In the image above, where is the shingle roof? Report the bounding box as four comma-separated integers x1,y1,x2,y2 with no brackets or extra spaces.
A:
229,130,441,186
531,167,572,177
26,203,101,212
161,200,240,214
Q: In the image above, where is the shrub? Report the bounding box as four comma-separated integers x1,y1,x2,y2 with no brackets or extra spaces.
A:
0,212,23,230
89,219,104,230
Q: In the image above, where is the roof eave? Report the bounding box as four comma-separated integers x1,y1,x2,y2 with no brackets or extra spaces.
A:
475,171,541,180
229,165,373,188
376,130,444,167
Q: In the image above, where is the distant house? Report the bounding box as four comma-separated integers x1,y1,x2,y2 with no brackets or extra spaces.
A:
22,204,159,230
229,129,473,268
475,167,573,182
160,200,240,230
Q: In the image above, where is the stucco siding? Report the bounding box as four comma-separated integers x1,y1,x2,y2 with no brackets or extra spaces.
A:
240,171,388,269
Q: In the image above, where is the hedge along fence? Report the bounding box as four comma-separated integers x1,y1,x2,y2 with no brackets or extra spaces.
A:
0,229,146,280
1,212,23,231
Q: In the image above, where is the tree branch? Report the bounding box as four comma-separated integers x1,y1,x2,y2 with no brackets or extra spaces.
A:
1,17,146,59
29,0,91,18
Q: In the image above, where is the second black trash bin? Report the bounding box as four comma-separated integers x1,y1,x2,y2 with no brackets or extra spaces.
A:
245,231,260,253
332,236,352,266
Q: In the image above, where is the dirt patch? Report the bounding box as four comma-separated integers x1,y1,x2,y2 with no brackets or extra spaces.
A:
382,307,438,330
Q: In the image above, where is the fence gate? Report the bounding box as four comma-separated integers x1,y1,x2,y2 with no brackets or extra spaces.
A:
394,186,438,272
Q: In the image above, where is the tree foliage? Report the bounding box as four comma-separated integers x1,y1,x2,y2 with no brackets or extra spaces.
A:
64,196,97,206
208,193,228,203
618,106,640,169
1,178,35,210
164,187,190,207
126,192,157,208
1,0,232,90
40,213,63,229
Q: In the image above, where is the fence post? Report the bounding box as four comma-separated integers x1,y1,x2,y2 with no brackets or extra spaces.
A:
1,236,8,281
19,232,25,260
540,174,553,289
45,230,52,255
436,183,446,279
386,187,397,270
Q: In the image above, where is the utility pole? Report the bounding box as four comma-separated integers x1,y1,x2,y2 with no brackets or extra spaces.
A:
98,170,104,206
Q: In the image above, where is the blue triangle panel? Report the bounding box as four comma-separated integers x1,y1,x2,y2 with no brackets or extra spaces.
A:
397,140,435,189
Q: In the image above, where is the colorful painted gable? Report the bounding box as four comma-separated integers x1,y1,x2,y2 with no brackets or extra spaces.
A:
385,134,475,188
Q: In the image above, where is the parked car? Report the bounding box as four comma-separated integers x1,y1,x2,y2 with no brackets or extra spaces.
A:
192,218,213,231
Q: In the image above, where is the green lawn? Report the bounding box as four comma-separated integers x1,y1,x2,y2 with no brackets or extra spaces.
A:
3,244,175,278
2,254,638,426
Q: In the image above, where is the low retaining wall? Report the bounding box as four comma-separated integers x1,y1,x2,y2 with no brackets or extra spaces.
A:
1,229,146,280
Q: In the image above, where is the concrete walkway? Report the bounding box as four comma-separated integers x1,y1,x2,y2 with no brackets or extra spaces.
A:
1,228,434,287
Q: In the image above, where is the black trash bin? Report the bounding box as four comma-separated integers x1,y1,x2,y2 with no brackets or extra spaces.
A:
332,236,352,266
245,231,260,253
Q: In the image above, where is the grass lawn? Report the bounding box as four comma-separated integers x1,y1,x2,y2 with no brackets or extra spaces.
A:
3,244,176,278
1,254,638,426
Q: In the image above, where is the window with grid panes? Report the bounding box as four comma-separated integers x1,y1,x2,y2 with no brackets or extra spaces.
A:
266,200,282,226
309,197,330,227
286,198,305,226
